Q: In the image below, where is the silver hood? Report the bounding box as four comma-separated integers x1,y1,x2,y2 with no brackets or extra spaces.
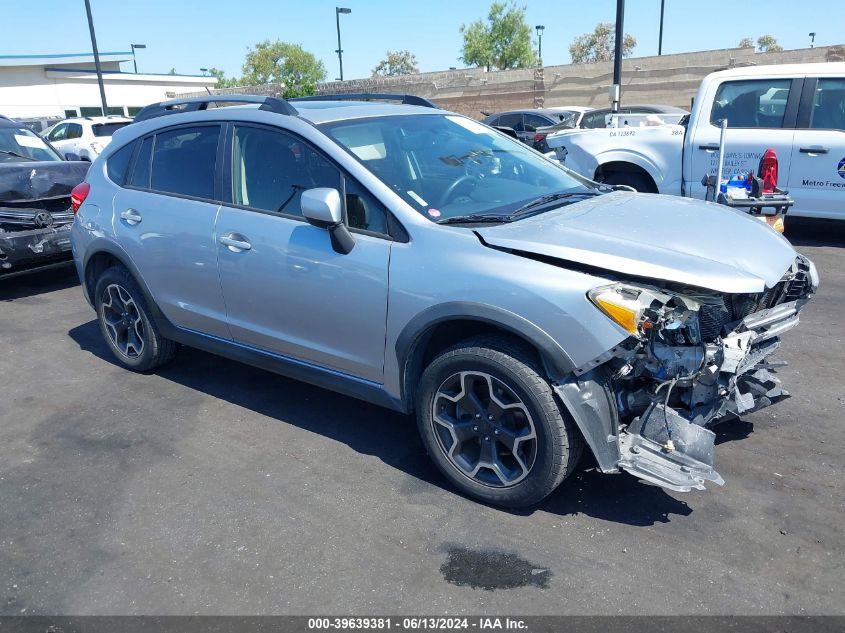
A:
476,191,797,294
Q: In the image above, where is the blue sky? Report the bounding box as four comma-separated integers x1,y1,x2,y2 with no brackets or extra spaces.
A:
1,0,839,79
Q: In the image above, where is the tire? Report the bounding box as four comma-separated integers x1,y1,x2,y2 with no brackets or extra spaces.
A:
94,265,178,372
416,334,582,508
602,170,653,193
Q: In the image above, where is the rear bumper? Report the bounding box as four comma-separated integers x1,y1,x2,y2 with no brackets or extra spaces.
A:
0,224,73,276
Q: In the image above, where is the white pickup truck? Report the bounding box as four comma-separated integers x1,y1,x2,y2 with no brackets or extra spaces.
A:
547,62,845,219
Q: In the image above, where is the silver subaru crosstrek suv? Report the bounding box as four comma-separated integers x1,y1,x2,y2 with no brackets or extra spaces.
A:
70,94,817,508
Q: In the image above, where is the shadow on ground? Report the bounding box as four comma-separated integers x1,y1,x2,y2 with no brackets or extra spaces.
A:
0,263,78,301
68,319,704,527
785,217,845,248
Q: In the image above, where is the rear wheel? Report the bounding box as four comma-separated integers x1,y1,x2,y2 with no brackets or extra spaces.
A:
417,335,582,508
94,266,177,371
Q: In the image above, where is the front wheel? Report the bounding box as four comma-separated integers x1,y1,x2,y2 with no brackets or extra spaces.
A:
416,335,582,508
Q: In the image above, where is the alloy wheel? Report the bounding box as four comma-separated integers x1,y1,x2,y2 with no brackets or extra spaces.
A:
431,371,538,488
100,283,145,360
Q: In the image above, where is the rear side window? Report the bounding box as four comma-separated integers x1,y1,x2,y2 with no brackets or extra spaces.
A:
107,142,135,185
93,122,130,137
497,113,523,131
710,79,792,128
809,78,845,131
66,123,83,140
127,136,153,188
523,113,550,132
150,126,220,199
581,110,608,128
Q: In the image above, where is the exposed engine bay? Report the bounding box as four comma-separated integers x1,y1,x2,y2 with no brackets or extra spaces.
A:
556,255,818,493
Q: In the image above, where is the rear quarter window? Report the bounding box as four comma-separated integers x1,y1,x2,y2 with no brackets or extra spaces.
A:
106,141,136,185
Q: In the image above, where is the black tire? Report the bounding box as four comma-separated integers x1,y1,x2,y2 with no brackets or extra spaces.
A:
416,334,582,508
602,170,653,193
93,265,177,372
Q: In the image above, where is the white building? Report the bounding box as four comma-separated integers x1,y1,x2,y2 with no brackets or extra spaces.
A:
0,51,217,120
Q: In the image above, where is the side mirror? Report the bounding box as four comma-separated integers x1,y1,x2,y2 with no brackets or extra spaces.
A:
301,187,355,255
64,152,81,161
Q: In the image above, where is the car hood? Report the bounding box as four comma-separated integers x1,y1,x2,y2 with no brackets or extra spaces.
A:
475,191,797,294
0,161,90,203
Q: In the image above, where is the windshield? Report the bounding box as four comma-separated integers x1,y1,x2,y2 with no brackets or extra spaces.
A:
92,122,130,137
320,114,593,222
0,126,63,162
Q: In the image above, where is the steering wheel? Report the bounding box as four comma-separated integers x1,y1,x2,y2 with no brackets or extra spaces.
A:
438,175,478,207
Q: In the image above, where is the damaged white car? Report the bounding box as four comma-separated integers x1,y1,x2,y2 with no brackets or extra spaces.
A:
71,96,817,507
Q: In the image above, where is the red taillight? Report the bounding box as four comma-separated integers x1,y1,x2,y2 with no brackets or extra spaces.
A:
70,182,90,213
533,133,546,142
758,148,778,193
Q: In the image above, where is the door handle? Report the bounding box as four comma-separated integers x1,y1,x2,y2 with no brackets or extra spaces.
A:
799,146,829,154
219,233,252,252
119,208,142,225
698,144,720,151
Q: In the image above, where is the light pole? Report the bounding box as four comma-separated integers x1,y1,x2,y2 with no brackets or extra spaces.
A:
611,0,625,113
83,0,108,116
535,25,545,64
130,43,146,73
335,7,351,81
658,0,665,55
809,32,816,48
200,68,209,76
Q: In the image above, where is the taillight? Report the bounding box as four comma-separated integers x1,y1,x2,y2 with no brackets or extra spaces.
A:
533,133,546,143
758,148,778,193
70,182,90,213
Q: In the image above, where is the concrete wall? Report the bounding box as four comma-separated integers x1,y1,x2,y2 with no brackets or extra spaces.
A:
317,45,845,118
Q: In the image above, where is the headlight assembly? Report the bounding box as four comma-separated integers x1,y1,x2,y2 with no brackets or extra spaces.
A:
588,283,702,338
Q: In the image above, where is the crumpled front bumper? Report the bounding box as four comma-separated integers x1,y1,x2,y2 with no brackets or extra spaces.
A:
0,224,73,276
556,257,818,493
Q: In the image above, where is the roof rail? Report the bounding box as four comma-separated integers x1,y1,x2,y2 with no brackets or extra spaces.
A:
290,93,439,109
133,95,297,123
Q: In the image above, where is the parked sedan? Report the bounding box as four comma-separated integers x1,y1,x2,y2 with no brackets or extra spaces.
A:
481,109,573,150
44,116,133,161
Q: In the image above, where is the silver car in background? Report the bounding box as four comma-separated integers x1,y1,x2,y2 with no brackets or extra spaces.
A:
70,95,817,508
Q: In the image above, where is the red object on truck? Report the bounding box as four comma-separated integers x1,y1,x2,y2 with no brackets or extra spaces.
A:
758,148,778,193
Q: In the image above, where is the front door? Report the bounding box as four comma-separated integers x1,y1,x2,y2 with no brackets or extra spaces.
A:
788,76,845,219
215,124,390,383
687,77,799,201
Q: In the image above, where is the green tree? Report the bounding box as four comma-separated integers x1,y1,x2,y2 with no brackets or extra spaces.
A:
569,23,636,63
460,2,536,71
738,37,754,49
756,35,783,53
372,50,419,76
240,40,327,98
208,67,241,88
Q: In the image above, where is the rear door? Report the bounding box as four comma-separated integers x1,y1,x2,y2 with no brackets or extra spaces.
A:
112,124,230,339
687,76,800,201
787,76,845,219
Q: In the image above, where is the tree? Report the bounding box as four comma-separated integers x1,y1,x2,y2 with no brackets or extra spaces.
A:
240,40,327,98
569,22,636,63
208,67,241,88
460,2,536,71
372,50,419,76
756,35,783,53
738,37,754,49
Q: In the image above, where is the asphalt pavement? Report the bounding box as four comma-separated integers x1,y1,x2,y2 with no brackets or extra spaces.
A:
0,217,842,615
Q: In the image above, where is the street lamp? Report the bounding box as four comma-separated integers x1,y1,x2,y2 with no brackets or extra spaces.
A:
335,7,351,81
809,32,816,48
130,43,146,73
200,68,209,76
535,25,545,63
83,0,108,116
658,0,665,55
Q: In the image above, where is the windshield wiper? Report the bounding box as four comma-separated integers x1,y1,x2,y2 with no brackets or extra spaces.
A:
437,213,513,225
0,150,37,161
508,191,599,220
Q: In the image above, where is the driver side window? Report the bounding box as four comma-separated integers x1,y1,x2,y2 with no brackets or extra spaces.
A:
48,124,67,142
232,125,341,216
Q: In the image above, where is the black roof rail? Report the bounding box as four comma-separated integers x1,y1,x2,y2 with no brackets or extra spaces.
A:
290,93,439,109
133,95,297,123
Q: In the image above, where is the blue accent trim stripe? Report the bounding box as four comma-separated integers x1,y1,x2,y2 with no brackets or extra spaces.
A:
44,67,209,78
0,51,132,59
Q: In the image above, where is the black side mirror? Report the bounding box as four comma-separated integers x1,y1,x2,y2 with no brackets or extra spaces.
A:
64,152,81,161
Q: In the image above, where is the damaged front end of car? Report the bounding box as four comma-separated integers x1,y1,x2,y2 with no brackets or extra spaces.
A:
555,255,818,492
0,162,88,276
